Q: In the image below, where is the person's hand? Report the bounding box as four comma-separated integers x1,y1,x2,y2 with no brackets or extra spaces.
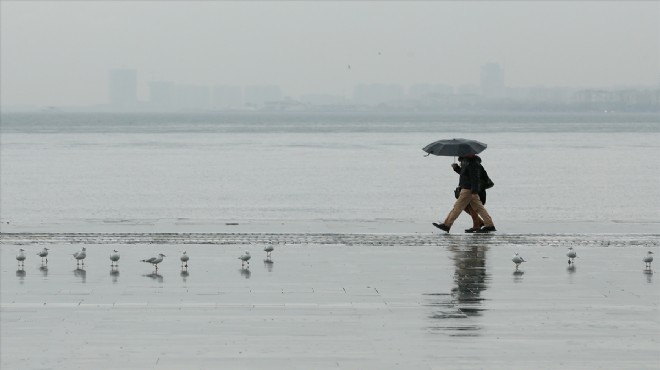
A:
451,163,460,170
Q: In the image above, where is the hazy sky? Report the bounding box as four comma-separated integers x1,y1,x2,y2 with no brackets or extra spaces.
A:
1,1,658,106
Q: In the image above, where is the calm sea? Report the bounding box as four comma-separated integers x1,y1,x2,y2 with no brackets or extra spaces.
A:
1,112,658,233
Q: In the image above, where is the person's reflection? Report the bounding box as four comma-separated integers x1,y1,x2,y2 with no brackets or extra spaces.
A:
426,239,490,336
449,244,488,317
74,268,86,283
110,268,120,284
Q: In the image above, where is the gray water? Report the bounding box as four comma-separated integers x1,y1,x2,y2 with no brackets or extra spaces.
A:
1,112,658,233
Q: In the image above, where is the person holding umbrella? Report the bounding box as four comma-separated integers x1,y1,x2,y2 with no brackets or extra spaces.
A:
452,155,492,233
423,138,496,234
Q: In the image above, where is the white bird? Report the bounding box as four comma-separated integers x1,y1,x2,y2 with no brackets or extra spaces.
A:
566,247,577,264
16,249,26,267
239,251,251,268
37,247,50,264
141,253,166,270
180,251,189,268
512,252,526,270
643,251,654,269
73,247,87,266
110,249,120,267
264,244,274,258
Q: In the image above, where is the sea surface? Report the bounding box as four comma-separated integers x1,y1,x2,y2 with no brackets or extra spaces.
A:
1,112,658,233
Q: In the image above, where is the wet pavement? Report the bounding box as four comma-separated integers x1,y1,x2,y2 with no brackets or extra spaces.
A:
1,233,659,369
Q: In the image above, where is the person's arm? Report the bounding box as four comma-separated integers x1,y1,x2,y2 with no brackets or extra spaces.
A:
451,163,461,174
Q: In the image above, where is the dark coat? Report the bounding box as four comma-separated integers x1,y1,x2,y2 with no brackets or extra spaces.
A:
453,156,492,205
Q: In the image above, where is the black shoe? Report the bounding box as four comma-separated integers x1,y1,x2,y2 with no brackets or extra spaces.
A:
432,223,450,232
476,226,497,233
464,228,479,233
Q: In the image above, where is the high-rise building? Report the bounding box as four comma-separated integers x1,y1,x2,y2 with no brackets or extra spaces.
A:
480,63,505,98
108,69,137,109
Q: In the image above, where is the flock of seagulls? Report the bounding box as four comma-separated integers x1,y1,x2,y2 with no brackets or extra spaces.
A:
511,248,654,271
15,245,656,273
15,245,277,271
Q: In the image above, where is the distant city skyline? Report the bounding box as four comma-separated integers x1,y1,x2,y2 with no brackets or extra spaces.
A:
2,2,658,108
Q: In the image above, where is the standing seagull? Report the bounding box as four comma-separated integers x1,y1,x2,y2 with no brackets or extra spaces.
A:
180,251,189,268
73,247,87,266
264,244,274,259
141,253,166,271
643,251,654,269
37,248,49,264
239,251,251,268
512,252,526,270
566,247,577,264
16,248,26,267
109,249,120,267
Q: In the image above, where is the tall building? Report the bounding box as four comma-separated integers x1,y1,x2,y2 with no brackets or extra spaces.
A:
108,69,137,109
480,63,505,98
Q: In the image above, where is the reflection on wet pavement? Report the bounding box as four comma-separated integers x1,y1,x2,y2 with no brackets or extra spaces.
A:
263,259,274,272
239,268,251,279
143,272,163,283
425,239,490,336
180,269,189,282
73,268,86,283
110,268,120,283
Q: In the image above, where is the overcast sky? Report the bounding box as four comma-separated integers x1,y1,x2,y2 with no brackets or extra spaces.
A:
1,1,658,107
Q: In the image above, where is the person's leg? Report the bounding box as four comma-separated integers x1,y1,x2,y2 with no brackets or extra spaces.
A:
464,205,483,230
468,194,495,228
441,189,473,227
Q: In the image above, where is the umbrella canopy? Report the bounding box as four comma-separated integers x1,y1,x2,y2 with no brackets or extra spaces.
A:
422,138,487,157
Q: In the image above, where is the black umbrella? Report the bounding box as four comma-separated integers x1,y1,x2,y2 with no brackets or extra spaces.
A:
422,138,487,157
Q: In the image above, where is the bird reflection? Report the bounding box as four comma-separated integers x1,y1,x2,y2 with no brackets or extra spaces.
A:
143,272,164,283
239,268,251,279
426,240,490,336
180,269,189,282
567,264,576,274
110,268,120,284
512,270,525,282
643,269,653,284
39,265,48,277
263,259,274,272
16,268,26,283
74,268,87,283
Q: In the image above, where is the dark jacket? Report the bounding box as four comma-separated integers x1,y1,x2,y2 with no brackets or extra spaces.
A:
454,156,482,194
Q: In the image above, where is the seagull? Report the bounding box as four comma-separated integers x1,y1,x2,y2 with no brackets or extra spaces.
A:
239,251,251,268
16,248,26,267
566,247,577,264
264,244,274,259
512,252,526,270
110,249,120,267
141,253,166,270
180,251,189,268
73,247,87,266
37,247,50,264
643,251,654,269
